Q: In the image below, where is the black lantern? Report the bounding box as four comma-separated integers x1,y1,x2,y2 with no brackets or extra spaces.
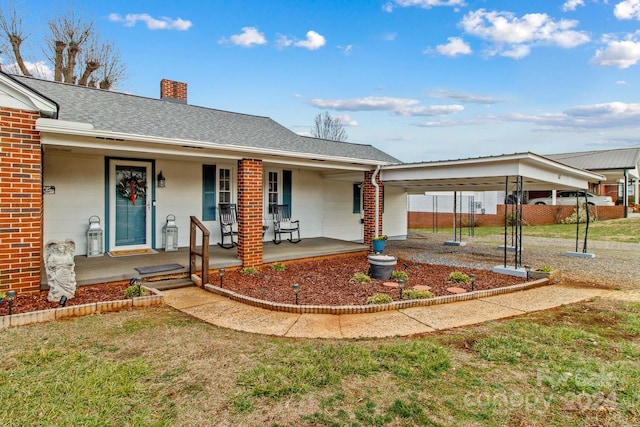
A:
157,171,166,188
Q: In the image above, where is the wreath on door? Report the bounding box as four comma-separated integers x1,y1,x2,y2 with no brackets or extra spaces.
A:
118,172,146,205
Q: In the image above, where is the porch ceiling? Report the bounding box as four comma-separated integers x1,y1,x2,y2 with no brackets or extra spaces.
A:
380,152,606,193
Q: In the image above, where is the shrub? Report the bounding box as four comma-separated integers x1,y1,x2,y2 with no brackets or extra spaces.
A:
240,267,259,276
350,272,371,284
537,265,554,272
448,271,471,284
270,262,286,272
561,205,597,224
124,285,148,298
402,289,434,300
372,235,388,241
367,293,392,304
391,271,409,282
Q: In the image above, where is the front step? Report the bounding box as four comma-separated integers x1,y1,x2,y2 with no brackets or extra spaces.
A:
145,277,195,291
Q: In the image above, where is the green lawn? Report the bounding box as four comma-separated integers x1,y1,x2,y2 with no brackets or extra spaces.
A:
414,217,640,243
2,298,639,426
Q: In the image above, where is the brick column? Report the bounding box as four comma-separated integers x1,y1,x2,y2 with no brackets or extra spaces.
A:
0,108,43,294
237,158,263,266
363,170,383,251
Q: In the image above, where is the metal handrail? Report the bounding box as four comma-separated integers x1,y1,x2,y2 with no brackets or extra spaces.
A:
189,216,210,287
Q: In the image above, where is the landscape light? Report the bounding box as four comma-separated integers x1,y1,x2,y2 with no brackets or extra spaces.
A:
292,283,300,305
59,295,68,307
219,268,225,288
469,274,475,291
524,265,531,280
398,279,405,299
6,290,17,315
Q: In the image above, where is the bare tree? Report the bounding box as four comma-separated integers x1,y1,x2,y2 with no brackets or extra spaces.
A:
311,111,348,142
0,4,126,89
0,3,31,76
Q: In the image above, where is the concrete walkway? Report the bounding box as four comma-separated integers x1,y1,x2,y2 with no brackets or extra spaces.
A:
162,284,631,338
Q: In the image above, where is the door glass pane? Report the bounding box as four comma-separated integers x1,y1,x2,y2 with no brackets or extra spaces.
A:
115,165,147,246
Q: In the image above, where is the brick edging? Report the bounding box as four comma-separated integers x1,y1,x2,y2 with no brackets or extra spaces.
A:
0,287,164,330
203,278,553,315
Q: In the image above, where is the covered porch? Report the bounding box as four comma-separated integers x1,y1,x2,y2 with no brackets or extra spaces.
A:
49,237,367,289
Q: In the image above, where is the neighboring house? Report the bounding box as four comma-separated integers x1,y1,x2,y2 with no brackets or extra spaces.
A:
0,72,403,294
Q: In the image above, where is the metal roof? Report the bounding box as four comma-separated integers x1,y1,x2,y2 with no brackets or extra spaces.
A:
11,74,399,165
546,148,640,171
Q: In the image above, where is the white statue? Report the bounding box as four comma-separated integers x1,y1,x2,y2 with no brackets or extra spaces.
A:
45,239,77,302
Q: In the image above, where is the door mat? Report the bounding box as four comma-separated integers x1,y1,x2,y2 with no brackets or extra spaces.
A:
134,263,184,275
108,248,158,257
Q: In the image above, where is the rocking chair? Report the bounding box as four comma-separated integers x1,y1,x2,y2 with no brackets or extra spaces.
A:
271,204,301,244
218,203,238,249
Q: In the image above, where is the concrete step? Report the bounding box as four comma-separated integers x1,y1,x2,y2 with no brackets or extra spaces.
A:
146,277,195,291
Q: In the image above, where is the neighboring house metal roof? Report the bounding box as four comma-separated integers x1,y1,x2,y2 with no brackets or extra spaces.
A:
546,148,640,171
11,74,399,164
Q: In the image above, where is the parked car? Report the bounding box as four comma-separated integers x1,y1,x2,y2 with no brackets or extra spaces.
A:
527,191,615,206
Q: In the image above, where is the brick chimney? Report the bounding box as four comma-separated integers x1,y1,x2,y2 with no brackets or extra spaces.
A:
160,79,187,103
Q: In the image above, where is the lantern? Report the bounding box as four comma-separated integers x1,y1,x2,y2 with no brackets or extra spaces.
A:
162,214,179,251
86,216,104,257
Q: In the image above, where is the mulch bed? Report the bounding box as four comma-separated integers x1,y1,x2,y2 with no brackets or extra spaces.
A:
207,253,528,306
2,253,529,316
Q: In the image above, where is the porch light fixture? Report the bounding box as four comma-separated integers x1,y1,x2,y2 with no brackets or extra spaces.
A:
469,274,475,291
6,290,17,315
219,268,225,288
162,214,179,251
86,216,104,258
398,279,405,299
157,171,166,188
524,265,531,280
59,295,68,307
292,283,300,305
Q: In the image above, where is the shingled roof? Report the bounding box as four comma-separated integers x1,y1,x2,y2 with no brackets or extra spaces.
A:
12,74,399,164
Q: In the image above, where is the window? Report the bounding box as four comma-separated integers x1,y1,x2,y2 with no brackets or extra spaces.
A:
353,183,362,213
219,168,231,204
268,171,278,213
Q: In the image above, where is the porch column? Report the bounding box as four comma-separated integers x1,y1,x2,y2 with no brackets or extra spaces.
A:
237,158,263,266
363,170,383,251
0,107,43,294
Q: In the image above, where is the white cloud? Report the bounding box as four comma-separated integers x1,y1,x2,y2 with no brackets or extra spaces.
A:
309,96,463,116
616,80,629,85
220,27,267,47
383,0,466,12
592,33,640,68
339,44,354,55
614,0,640,20
562,0,585,12
3,60,54,80
504,102,640,129
336,114,358,126
426,90,501,104
459,9,590,59
108,13,192,31
294,31,326,50
381,32,398,41
435,37,472,56
276,31,326,50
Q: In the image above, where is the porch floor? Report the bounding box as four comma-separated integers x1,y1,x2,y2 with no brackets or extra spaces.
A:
44,238,368,288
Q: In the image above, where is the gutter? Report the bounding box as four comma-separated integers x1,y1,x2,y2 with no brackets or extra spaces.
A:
371,165,381,238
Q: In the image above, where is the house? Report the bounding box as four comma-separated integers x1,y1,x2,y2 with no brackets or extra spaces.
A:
1,72,608,295
0,72,403,294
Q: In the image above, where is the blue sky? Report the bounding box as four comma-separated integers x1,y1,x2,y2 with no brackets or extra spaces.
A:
5,0,640,163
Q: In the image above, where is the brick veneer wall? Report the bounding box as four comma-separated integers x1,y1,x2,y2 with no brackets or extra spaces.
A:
0,107,42,294
160,79,188,102
409,204,625,229
237,158,263,266
363,170,383,250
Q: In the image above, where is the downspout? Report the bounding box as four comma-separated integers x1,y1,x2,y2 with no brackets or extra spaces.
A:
371,165,382,238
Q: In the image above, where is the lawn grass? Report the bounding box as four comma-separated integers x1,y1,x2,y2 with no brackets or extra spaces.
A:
1,299,639,426
414,217,640,243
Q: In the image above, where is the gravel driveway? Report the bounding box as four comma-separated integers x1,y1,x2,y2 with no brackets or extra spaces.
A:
388,231,640,290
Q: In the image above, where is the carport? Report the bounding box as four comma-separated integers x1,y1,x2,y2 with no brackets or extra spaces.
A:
380,152,605,276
